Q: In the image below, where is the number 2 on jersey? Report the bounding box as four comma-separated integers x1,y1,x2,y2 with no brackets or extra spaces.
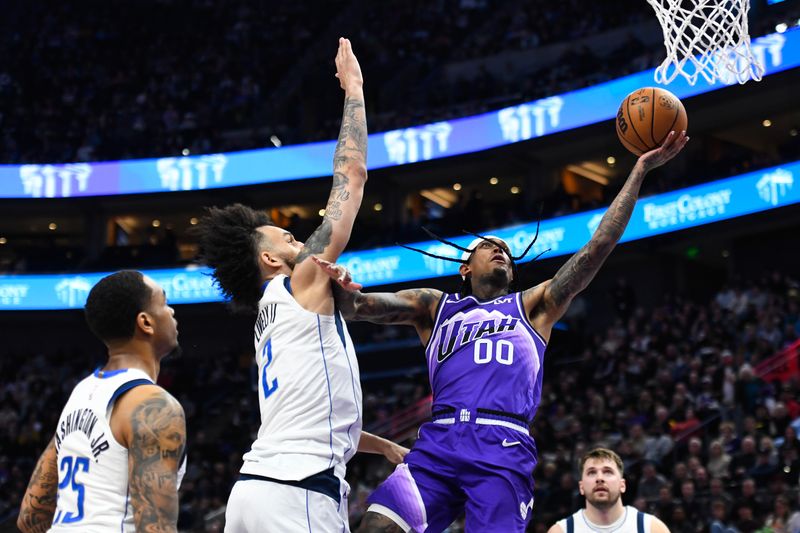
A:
262,338,279,399
473,339,514,365
53,455,89,524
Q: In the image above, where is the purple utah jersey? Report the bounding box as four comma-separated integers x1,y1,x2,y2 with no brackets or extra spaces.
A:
426,291,546,422
367,291,547,532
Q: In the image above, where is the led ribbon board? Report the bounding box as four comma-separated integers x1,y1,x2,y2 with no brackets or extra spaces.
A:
0,30,796,198
1,161,796,310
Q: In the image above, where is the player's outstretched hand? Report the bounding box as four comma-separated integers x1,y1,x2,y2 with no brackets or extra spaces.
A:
382,442,410,465
334,37,363,92
311,256,363,291
638,130,689,172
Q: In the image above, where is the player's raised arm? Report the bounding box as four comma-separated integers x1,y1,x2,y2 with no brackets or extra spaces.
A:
292,38,367,291
525,131,689,340
17,438,58,533
121,386,186,533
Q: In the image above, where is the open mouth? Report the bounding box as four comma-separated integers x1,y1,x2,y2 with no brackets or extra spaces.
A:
491,254,506,264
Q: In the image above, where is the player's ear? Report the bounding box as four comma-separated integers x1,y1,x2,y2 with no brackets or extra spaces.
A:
137,311,155,337
578,479,586,496
260,249,282,269
459,262,471,279
620,477,626,494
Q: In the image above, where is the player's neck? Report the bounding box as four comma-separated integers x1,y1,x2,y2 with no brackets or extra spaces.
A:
470,282,509,300
584,501,625,526
103,346,160,382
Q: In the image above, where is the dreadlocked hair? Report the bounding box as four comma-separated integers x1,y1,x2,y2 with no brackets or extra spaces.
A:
194,204,273,312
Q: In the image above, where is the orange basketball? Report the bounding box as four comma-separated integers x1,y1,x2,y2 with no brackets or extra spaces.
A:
616,87,688,156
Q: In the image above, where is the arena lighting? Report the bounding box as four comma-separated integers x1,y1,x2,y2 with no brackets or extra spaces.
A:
489,177,499,185
453,183,462,191
607,156,616,166
0,237,6,244
182,148,190,156
566,164,610,186
763,119,773,127
2,159,798,310
189,217,198,225
152,219,161,228
318,209,325,217
510,186,520,194
48,223,57,231
777,23,788,33
2,28,798,199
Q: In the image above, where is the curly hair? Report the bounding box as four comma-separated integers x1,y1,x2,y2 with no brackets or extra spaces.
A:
194,204,273,311
85,270,152,343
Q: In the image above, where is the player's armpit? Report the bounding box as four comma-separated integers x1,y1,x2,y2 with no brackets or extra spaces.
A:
126,387,186,533
17,438,58,533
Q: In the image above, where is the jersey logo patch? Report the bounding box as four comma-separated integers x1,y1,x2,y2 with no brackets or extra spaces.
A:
502,439,521,448
519,497,534,520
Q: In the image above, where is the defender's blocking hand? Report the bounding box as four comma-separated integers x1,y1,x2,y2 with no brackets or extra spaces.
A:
334,37,363,92
311,256,363,291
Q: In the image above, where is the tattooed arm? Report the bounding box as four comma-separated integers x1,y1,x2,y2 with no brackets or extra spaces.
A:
525,131,689,341
292,38,368,311
17,438,58,533
116,385,186,533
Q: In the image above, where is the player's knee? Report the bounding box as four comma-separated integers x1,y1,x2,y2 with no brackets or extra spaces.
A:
355,511,407,533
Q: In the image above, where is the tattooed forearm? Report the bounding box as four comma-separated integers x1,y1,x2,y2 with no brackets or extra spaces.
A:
546,164,648,308
18,439,58,533
356,511,407,533
333,96,367,170
336,288,441,326
128,392,186,533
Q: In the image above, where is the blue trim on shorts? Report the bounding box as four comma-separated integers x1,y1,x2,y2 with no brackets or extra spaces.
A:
239,468,340,505
306,490,312,532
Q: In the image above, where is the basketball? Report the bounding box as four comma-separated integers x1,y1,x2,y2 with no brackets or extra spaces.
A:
616,87,688,156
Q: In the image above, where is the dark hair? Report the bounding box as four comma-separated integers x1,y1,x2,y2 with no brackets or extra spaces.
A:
85,270,152,343
194,204,273,311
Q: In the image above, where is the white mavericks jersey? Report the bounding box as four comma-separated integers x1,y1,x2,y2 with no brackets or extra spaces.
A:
242,274,363,481
49,368,154,532
557,506,653,533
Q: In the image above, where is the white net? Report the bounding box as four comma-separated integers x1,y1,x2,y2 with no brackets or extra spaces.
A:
647,0,765,85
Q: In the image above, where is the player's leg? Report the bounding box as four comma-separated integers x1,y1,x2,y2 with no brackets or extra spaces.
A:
460,426,537,532
462,469,534,532
358,458,463,532
357,510,408,533
225,479,348,532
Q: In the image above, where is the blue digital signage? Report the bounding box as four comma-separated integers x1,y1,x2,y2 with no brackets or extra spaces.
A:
0,30,796,199
1,161,796,310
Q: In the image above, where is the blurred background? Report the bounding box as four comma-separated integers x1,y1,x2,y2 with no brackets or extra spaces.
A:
1,0,800,531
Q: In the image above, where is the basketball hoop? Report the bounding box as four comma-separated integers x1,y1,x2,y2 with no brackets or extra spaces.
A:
647,0,765,85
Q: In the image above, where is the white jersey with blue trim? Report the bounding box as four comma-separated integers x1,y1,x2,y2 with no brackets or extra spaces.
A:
49,368,154,533
242,274,362,481
557,506,653,533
